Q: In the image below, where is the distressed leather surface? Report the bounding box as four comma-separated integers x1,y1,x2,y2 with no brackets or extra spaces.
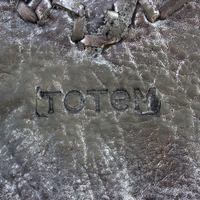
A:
0,0,200,199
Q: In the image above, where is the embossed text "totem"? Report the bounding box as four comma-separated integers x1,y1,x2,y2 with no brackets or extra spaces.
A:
36,87,161,117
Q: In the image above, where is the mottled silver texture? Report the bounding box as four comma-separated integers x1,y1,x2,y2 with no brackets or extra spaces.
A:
139,0,160,22
52,0,83,15
81,35,112,47
28,0,42,11
159,0,190,19
114,0,127,12
107,10,119,24
35,0,52,21
1,0,200,199
78,6,85,17
107,0,138,42
85,9,91,18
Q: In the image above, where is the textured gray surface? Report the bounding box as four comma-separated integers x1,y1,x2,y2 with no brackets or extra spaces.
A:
0,0,200,199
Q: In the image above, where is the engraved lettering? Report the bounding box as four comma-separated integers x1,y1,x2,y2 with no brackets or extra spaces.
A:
134,87,161,115
64,90,85,113
35,86,161,117
111,88,131,111
40,90,62,114
35,87,47,117
87,89,108,112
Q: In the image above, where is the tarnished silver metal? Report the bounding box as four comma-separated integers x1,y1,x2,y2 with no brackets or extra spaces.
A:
28,0,42,11
85,9,91,18
93,0,137,47
35,0,52,21
52,0,83,15
78,5,85,17
159,0,189,19
17,1,37,23
114,0,126,13
81,35,114,48
139,0,160,22
107,11,119,24
106,0,138,43
72,17,85,42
